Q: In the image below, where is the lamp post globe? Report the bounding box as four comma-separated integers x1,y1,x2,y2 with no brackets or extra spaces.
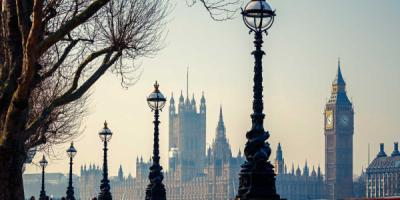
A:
39,155,48,200
147,81,167,111
67,142,77,158
236,0,280,200
99,121,113,142
66,142,77,200
145,81,167,200
98,122,113,200
242,0,275,33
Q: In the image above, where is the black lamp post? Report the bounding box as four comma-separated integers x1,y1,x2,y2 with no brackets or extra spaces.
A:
237,0,280,200
39,155,48,200
66,142,77,200
98,121,113,200
145,81,167,200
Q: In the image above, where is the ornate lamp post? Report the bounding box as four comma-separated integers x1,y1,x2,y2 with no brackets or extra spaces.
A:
39,155,48,200
98,121,113,200
145,81,167,200
237,0,280,200
66,142,77,200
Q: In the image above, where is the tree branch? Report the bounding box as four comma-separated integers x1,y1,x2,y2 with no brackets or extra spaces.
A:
23,51,121,139
40,40,79,80
36,0,111,56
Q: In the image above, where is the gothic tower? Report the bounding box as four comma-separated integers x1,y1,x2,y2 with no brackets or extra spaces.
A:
168,71,206,180
211,106,232,163
324,60,354,199
274,143,284,175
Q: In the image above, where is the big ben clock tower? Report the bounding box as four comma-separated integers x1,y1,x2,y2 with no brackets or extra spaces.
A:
324,60,354,200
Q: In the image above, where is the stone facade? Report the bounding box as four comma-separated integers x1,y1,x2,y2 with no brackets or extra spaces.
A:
324,61,354,199
79,99,244,200
366,143,400,198
274,143,325,200
79,164,102,200
168,91,207,179
23,173,80,199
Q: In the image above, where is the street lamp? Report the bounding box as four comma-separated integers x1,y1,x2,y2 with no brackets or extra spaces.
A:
39,155,48,200
98,121,113,200
145,81,167,200
66,142,77,200
237,0,280,200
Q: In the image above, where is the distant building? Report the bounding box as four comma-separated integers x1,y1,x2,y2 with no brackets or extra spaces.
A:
168,90,207,180
79,164,102,200
324,61,354,199
79,101,245,200
274,143,325,200
366,143,400,198
353,169,367,198
23,172,79,199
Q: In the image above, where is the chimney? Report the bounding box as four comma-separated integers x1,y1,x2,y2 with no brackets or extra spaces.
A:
377,143,387,158
391,142,400,157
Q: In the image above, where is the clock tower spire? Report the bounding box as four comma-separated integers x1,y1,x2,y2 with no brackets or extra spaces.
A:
324,59,354,200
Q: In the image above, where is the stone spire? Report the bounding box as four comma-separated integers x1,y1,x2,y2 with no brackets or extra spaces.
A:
329,59,351,105
216,105,226,138
118,165,124,181
170,92,175,104
303,160,309,176
179,90,184,102
178,90,184,112
317,164,321,178
200,91,206,103
311,166,317,177
296,165,301,176
333,58,346,86
185,68,190,105
200,92,206,114
170,93,176,115
191,93,196,111
276,143,283,161
211,106,231,163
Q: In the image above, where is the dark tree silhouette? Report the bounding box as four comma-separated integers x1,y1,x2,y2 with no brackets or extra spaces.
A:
0,0,167,199
0,0,238,199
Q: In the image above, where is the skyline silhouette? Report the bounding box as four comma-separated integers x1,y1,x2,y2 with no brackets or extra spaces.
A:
25,0,400,179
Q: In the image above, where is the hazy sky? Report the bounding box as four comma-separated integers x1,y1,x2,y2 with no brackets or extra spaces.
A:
26,0,400,178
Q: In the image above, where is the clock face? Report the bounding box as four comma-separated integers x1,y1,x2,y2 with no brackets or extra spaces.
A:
339,114,350,127
325,110,334,129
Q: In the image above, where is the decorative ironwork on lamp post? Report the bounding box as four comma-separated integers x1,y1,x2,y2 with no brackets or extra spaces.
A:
98,121,113,200
237,0,280,199
145,81,167,200
39,155,48,200
66,142,77,200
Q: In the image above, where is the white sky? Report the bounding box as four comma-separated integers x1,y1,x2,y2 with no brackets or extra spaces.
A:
26,0,400,178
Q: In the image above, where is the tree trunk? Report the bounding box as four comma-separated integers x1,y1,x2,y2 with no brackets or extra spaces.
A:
0,139,26,200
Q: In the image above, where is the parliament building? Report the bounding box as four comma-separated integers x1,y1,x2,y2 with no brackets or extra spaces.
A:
78,63,362,200
80,91,245,200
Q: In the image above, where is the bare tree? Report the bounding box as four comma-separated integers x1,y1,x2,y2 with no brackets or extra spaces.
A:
186,0,241,21
0,0,239,199
0,0,167,199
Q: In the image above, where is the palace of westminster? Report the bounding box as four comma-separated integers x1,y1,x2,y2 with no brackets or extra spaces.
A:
23,62,400,199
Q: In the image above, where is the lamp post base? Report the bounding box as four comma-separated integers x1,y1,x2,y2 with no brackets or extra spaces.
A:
237,161,281,200
98,192,112,200
145,165,166,200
